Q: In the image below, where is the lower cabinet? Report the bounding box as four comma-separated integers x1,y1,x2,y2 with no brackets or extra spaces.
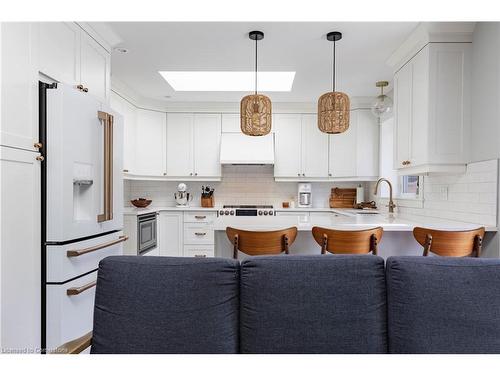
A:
183,211,215,257
158,211,184,257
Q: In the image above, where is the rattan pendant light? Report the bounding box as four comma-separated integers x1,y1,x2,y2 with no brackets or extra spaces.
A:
318,31,350,134
240,30,272,136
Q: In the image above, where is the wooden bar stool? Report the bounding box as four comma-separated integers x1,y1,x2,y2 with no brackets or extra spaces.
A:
312,226,383,255
413,227,485,257
226,227,298,259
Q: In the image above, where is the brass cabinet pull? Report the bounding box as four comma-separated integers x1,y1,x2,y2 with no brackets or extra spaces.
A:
194,254,207,258
97,111,114,223
36,155,45,161
82,87,89,93
76,84,84,91
67,235,128,258
34,142,43,149
66,280,97,296
195,232,207,236
123,169,129,173
194,215,206,219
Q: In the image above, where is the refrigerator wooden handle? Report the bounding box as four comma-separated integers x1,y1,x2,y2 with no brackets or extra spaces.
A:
67,235,128,258
66,280,97,296
97,111,114,223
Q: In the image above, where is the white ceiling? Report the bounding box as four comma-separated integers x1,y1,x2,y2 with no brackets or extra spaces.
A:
107,22,418,102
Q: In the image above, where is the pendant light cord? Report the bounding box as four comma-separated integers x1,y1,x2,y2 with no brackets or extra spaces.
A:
255,36,258,95
332,39,336,92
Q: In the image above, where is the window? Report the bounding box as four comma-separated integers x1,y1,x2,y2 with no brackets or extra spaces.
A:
400,175,420,198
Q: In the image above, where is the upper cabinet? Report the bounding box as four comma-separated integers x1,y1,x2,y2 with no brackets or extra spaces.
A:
39,22,111,103
329,109,379,180
274,114,329,180
135,109,166,176
0,23,39,152
166,113,221,179
109,92,137,174
389,23,472,176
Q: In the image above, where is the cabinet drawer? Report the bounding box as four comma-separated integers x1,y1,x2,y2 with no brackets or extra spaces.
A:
46,271,97,350
184,211,217,223
183,245,215,258
47,231,125,283
184,224,214,244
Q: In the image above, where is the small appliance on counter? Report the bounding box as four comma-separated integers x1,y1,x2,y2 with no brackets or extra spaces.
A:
298,183,312,208
174,183,193,207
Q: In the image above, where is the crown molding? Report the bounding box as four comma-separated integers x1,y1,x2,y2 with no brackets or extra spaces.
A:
387,22,475,72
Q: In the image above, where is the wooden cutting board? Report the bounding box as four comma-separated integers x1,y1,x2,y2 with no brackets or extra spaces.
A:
329,188,356,208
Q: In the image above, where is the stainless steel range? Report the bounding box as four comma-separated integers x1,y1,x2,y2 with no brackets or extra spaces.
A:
219,205,275,217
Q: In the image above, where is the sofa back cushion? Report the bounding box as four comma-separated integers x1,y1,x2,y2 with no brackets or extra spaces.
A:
386,256,500,353
91,256,240,354
240,255,388,353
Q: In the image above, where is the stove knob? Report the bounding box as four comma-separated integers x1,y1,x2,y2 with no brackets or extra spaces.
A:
230,210,234,215
219,210,224,216
264,211,268,216
258,210,263,216
225,210,229,215
268,210,274,216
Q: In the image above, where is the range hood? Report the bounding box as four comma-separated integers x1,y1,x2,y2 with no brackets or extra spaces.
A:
220,133,275,165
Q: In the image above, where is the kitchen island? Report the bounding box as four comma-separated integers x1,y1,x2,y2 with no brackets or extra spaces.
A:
213,212,498,259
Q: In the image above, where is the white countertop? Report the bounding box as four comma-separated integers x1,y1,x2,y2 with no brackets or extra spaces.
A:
123,206,496,232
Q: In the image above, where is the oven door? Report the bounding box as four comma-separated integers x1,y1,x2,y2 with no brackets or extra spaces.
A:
137,213,157,255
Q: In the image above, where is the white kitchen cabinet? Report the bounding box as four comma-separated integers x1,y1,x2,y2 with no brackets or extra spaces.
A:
0,146,41,350
135,109,166,176
393,43,471,175
301,114,329,178
166,113,221,179
193,114,222,177
158,212,183,257
38,22,110,103
38,22,81,87
329,109,379,180
274,114,303,178
0,23,39,151
80,31,111,103
274,114,328,179
183,211,215,257
110,91,137,173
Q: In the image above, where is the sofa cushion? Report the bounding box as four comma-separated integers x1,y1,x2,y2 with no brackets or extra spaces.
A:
91,256,240,354
240,255,388,353
386,256,500,353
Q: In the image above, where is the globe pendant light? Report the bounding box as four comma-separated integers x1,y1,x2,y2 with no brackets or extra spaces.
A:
241,30,272,136
318,31,350,134
371,80,393,117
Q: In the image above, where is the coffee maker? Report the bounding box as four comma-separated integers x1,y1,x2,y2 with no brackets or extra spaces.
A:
297,183,312,208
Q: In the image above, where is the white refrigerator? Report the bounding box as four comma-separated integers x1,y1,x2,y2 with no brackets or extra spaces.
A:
40,82,125,352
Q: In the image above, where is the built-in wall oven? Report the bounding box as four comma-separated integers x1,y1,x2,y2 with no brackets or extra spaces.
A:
137,213,157,255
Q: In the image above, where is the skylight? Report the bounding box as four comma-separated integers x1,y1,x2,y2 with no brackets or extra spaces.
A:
159,71,295,92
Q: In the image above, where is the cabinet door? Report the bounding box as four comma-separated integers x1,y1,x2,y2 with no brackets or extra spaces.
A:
193,114,221,177
158,212,183,257
329,112,357,177
0,146,41,349
110,92,136,173
80,32,110,103
301,114,329,178
394,63,412,169
221,113,241,133
1,23,39,151
356,109,379,177
274,114,302,178
166,113,193,177
39,22,80,86
410,46,429,166
135,109,166,176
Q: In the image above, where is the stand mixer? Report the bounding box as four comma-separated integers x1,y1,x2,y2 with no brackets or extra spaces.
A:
174,183,193,207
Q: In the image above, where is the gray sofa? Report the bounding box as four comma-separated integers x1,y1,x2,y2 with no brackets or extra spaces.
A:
70,255,500,354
